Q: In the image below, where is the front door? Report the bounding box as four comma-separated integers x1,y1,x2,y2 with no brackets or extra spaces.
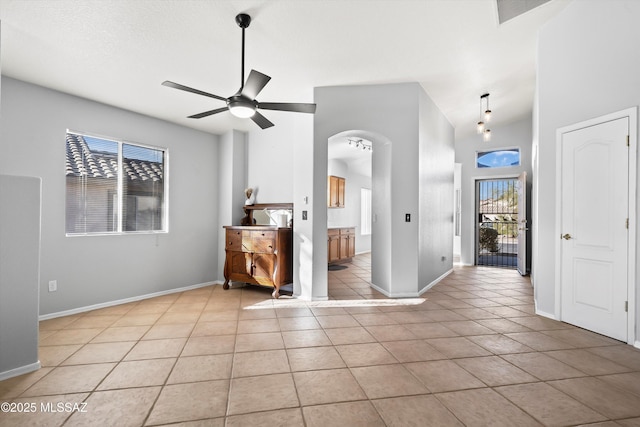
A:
517,172,527,275
560,117,629,341
476,178,519,268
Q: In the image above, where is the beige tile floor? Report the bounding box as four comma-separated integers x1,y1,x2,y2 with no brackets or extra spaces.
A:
2,253,640,426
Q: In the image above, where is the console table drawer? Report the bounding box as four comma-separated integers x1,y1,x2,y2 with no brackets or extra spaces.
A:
226,229,243,250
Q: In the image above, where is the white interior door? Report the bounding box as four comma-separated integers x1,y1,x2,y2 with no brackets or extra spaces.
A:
517,171,527,275
560,117,629,341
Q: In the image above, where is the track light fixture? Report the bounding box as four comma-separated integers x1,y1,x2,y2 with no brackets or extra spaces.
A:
347,138,372,152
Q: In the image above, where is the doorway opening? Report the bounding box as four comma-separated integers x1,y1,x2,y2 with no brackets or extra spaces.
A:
476,178,520,268
326,130,392,294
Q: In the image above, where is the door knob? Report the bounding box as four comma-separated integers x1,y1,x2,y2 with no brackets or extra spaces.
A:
562,233,572,240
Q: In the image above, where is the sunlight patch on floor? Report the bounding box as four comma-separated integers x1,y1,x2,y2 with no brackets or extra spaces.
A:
243,298,426,310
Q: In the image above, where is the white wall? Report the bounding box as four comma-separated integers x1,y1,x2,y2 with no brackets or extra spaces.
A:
246,114,296,203
242,108,315,299
455,116,533,266
535,0,640,327
0,77,220,315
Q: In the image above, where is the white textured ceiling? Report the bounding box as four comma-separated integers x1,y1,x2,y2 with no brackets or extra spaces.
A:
0,0,570,139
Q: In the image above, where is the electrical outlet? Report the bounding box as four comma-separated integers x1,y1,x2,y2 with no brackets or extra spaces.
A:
302,210,308,220
48,280,57,292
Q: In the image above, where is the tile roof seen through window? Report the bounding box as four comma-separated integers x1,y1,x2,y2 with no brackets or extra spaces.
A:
66,133,163,181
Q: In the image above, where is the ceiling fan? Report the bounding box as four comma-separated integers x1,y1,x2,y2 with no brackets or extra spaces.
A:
162,13,316,129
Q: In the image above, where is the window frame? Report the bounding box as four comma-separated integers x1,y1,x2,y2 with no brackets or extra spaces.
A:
65,130,169,237
475,147,521,169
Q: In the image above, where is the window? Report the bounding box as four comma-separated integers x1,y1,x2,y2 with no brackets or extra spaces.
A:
361,188,372,235
476,148,520,168
65,131,167,235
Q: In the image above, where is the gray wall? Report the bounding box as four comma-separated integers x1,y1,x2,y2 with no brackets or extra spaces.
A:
217,130,247,281
455,116,533,266
0,77,220,315
314,83,454,298
418,88,455,291
0,175,41,379
535,0,640,332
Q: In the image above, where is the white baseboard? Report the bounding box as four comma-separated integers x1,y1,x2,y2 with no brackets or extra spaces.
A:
0,361,41,381
369,269,452,298
369,282,417,298
418,269,453,296
534,308,557,320
39,281,221,320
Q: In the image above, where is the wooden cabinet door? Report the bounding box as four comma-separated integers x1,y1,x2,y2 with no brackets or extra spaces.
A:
328,176,338,207
337,177,345,207
227,251,253,282
252,253,276,285
328,233,340,263
347,234,356,258
328,176,345,208
339,233,349,260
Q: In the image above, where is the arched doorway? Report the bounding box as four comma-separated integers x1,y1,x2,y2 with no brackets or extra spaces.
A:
327,130,392,292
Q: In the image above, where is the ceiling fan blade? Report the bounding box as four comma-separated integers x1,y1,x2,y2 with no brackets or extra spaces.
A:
258,102,317,114
241,70,271,99
188,107,228,119
251,111,275,129
162,81,227,102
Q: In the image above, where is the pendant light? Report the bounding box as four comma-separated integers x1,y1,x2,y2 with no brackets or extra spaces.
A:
484,93,492,122
477,93,492,141
476,94,485,134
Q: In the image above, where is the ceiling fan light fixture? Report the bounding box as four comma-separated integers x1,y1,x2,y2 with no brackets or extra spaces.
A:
228,97,256,118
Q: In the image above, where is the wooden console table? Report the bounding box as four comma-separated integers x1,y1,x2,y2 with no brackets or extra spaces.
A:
223,203,293,298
